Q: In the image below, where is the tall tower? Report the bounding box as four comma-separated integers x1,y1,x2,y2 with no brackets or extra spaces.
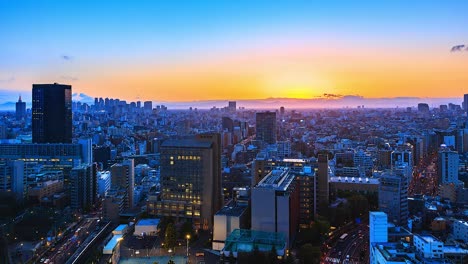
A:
317,154,329,215
15,95,26,120
32,83,72,143
70,164,96,211
378,170,409,226
152,133,222,230
111,159,135,209
438,147,459,184
256,111,276,145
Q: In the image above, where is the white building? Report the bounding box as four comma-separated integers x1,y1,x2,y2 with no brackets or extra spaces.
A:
413,234,444,259
453,220,468,242
438,148,459,184
212,194,249,250
370,211,388,245
98,171,111,197
251,168,298,247
134,219,160,236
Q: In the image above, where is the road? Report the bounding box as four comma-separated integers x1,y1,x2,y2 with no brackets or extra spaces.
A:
323,222,369,264
409,152,438,196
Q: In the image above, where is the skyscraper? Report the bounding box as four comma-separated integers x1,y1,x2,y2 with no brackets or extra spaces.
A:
228,101,236,112
32,83,72,143
317,154,329,215
111,159,135,209
464,94,468,113
15,95,26,120
256,111,276,145
70,164,96,211
378,170,409,226
0,160,25,202
438,147,459,184
147,133,222,230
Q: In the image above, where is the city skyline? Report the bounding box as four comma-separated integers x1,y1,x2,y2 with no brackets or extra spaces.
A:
1,1,468,103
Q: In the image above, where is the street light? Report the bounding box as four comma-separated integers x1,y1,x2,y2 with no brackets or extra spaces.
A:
186,234,191,262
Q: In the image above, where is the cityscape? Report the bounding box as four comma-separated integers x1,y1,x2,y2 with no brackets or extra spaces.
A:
1,1,468,264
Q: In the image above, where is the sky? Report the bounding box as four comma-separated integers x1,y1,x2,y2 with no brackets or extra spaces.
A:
1,0,468,103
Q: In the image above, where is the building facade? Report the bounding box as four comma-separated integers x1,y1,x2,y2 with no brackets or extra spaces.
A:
32,83,72,143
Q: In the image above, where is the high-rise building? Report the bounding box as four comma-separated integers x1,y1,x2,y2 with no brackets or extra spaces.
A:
378,170,409,226
15,95,26,120
256,111,276,145
417,103,430,112
0,160,25,202
228,101,236,112
438,147,459,184
32,83,72,143
70,164,96,211
147,133,222,230
464,94,468,113
143,101,152,111
251,168,299,247
317,154,329,215
111,159,135,210
369,211,388,261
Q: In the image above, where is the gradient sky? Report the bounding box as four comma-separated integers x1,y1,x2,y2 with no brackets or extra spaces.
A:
1,0,467,102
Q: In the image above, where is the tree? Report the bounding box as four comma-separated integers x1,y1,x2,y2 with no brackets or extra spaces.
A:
158,216,174,237
179,221,194,240
167,260,175,264
164,223,176,249
298,243,320,264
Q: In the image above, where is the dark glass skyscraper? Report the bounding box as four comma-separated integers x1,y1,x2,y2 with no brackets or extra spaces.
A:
32,83,72,143
15,95,26,120
256,111,277,145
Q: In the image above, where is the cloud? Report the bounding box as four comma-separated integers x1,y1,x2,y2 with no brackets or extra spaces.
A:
0,76,15,83
61,55,73,61
451,45,465,52
317,93,344,99
61,75,79,81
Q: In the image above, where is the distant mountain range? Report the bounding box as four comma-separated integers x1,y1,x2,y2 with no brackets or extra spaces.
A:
0,91,463,111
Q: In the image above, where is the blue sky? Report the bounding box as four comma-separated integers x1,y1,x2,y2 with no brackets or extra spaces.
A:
1,0,467,102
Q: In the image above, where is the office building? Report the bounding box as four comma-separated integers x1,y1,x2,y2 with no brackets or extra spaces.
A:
98,171,111,197
228,101,236,112
221,229,286,258
213,192,250,250
15,95,26,120
70,164,96,211
453,220,468,242
147,133,222,230
378,170,409,226
255,111,276,145
32,83,72,143
413,234,444,259
296,166,316,227
111,159,135,210
317,154,329,215
370,211,388,243
0,143,87,178
143,101,152,111
464,94,468,113
0,160,25,202
438,147,459,184
251,167,299,247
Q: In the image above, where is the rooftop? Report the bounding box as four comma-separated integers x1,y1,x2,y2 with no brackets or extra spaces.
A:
137,218,160,226
256,167,295,191
114,224,128,232
161,139,212,148
103,234,122,254
330,176,379,184
215,200,248,217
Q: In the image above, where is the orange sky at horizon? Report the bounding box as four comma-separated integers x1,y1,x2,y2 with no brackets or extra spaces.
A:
9,41,468,101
